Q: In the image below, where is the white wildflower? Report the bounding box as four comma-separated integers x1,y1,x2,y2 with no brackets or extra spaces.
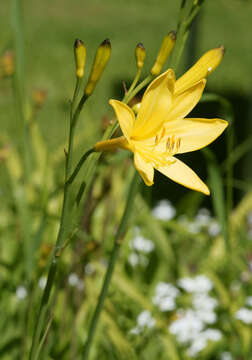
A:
153,282,180,311
235,307,252,324
188,329,222,357
208,220,221,237
130,310,155,335
152,200,176,221
128,252,139,267
169,309,204,343
178,275,213,293
220,352,233,360
130,235,154,253
246,296,252,307
85,263,95,275
16,286,27,300
68,273,79,287
38,277,47,290
195,208,212,227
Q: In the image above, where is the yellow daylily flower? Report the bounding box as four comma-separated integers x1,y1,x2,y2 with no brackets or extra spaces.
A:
95,47,228,195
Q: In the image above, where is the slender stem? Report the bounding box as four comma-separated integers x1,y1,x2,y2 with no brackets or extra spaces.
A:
126,68,142,99
82,171,140,360
29,82,89,360
123,74,154,104
66,148,95,185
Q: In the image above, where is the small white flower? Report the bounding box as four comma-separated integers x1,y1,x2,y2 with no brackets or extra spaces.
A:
128,252,139,267
85,263,95,275
130,235,154,253
153,282,180,311
16,286,27,300
68,273,79,287
220,352,233,360
235,307,252,324
38,277,47,290
178,275,213,293
169,310,204,343
130,310,155,335
193,293,218,311
152,200,176,221
137,310,155,328
195,208,212,227
188,329,222,357
246,296,252,307
208,220,221,237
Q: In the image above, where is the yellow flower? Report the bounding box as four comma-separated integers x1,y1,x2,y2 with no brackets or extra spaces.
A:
95,47,228,195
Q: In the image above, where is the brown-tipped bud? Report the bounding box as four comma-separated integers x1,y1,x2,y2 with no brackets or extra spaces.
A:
84,39,111,96
151,31,176,76
74,39,86,78
1,50,14,76
135,43,146,69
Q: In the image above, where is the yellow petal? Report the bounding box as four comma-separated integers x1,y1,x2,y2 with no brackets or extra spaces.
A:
134,152,154,186
157,157,210,195
175,46,224,95
132,69,175,139
165,118,228,154
109,99,135,141
94,136,130,152
165,79,206,122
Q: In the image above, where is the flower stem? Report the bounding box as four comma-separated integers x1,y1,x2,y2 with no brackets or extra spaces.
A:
82,171,140,360
170,0,205,70
29,82,90,360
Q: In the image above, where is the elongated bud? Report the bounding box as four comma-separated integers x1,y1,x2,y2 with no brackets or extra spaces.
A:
175,46,225,94
74,39,86,78
135,43,146,69
84,39,111,96
151,31,176,76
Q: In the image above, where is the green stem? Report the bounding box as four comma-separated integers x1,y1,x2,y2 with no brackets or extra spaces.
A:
170,0,205,70
126,68,142,99
82,171,140,360
29,82,88,360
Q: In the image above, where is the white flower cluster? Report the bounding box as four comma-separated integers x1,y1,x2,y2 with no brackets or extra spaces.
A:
233,296,252,325
169,274,222,357
152,282,180,311
178,208,221,236
130,310,155,335
68,272,84,291
152,200,176,221
128,227,155,267
220,352,233,360
16,286,27,300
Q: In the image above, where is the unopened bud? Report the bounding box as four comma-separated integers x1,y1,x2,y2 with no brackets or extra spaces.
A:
84,39,111,96
74,39,86,78
151,31,176,76
135,43,146,69
1,50,14,76
175,46,225,94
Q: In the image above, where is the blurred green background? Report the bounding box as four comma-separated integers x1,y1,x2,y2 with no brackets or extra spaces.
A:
1,1,252,359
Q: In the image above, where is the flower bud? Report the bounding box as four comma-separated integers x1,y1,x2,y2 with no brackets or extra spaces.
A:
151,31,176,76
84,39,111,96
175,46,225,94
74,39,86,78
1,50,14,76
135,43,146,69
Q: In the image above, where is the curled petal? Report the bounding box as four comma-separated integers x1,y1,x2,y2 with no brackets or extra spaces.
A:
109,99,135,141
132,69,175,139
134,152,154,186
157,157,210,195
175,47,224,95
165,79,206,122
164,118,228,154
